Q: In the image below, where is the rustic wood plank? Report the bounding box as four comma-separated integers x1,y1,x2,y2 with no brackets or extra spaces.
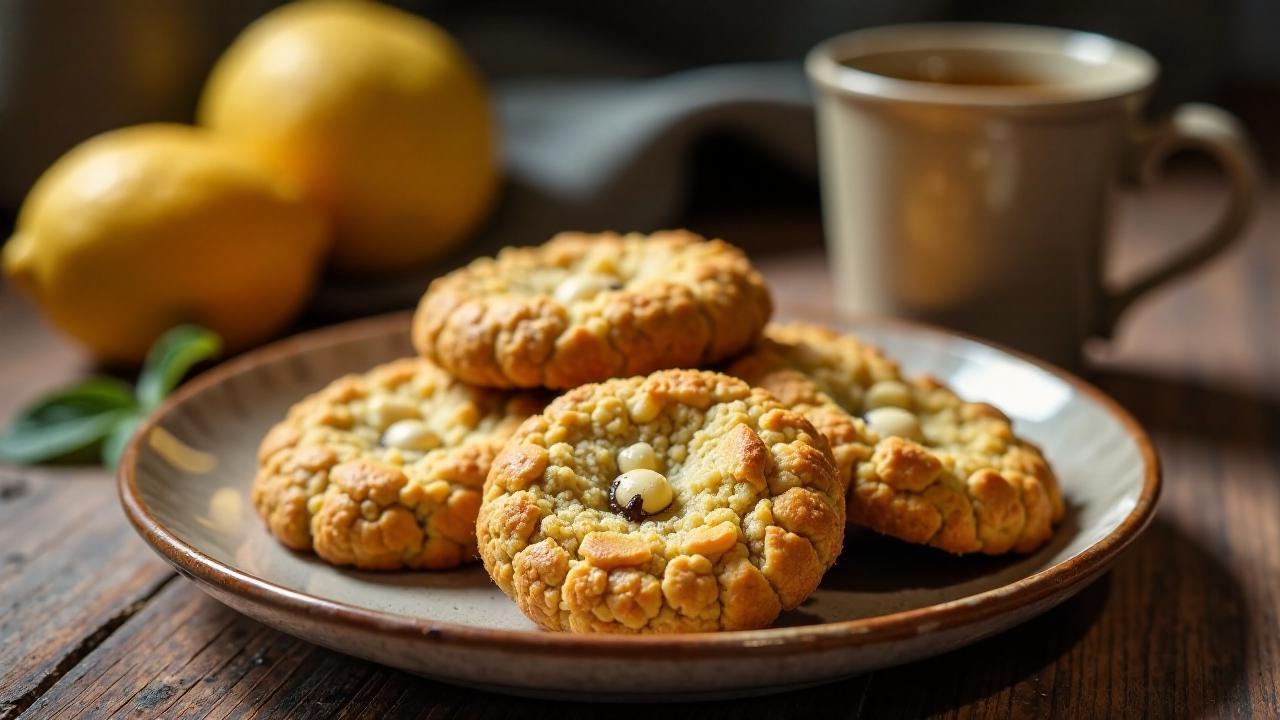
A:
22,557,1143,719
0,285,179,719
0,465,177,719
21,578,882,719
2,169,1279,717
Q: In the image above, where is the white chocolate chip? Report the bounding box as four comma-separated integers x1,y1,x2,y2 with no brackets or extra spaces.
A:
617,442,659,473
360,499,380,521
613,468,673,516
864,380,913,411
553,273,621,305
365,395,419,430
865,406,923,441
381,419,440,452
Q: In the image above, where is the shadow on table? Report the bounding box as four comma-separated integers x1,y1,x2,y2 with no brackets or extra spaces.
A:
371,518,1247,719
368,574,1108,717
844,514,1249,719
1089,366,1280,455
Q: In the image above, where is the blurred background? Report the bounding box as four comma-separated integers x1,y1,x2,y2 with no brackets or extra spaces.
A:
1,0,1276,320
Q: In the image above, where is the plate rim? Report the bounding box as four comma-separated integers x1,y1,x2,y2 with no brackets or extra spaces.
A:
118,311,1161,658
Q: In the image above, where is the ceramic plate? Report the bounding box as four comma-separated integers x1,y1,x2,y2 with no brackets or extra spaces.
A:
118,312,1159,701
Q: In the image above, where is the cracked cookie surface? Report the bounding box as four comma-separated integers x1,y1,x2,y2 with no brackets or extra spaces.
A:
252,358,544,570
477,369,844,633
412,230,773,389
729,323,1064,555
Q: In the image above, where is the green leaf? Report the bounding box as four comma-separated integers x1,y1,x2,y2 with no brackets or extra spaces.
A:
0,326,221,467
0,407,136,464
0,376,138,458
136,325,221,410
102,414,143,470
6,377,137,431
5,377,137,439
1,377,138,463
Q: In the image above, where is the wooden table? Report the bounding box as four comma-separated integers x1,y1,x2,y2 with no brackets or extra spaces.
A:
1,170,1277,719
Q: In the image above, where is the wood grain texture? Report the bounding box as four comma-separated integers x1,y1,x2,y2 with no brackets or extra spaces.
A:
1,170,1278,718
0,468,178,718
0,290,180,719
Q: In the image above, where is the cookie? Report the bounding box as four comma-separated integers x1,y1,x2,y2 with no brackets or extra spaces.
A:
729,323,1064,555
252,358,544,570
477,369,843,633
411,230,773,389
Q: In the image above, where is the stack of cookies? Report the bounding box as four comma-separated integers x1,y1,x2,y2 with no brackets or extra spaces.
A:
252,230,1064,634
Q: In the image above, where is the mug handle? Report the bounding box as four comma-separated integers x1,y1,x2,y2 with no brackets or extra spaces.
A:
1098,103,1262,337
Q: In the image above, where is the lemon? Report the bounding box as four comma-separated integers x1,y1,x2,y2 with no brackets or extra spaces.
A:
198,0,498,274
3,124,329,364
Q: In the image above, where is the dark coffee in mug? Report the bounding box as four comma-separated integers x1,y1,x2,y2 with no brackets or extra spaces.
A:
841,49,1097,88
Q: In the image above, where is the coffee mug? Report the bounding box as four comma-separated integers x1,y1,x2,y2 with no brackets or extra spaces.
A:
806,23,1260,365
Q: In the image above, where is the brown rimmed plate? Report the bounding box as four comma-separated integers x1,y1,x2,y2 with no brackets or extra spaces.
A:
118,312,1159,701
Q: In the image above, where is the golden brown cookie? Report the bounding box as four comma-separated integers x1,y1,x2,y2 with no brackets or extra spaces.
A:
729,323,1064,556
411,230,773,389
252,358,544,570
477,369,843,633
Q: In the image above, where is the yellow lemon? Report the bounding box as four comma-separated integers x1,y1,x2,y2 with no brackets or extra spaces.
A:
2,124,329,363
198,0,498,274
